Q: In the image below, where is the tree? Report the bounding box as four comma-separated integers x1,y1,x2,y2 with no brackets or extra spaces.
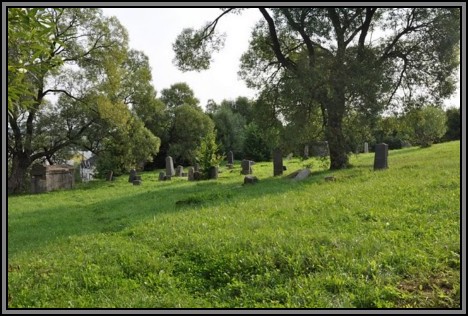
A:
444,107,460,141
404,106,447,147
168,105,215,164
7,8,160,193
173,8,460,170
195,130,225,179
160,82,200,109
211,102,247,157
243,122,272,161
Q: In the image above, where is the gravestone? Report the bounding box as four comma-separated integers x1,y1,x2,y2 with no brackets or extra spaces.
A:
244,175,258,185
106,170,113,181
188,167,194,181
373,143,388,170
304,145,309,159
176,165,184,177
364,142,369,153
194,163,200,172
209,166,218,179
241,159,252,175
129,169,137,183
273,148,283,176
193,171,202,181
401,140,412,148
166,156,175,176
158,172,165,181
293,168,311,181
227,151,234,164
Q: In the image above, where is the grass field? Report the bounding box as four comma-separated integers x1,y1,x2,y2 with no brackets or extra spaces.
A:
7,141,461,308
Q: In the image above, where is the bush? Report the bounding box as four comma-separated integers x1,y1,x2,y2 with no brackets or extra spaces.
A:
405,106,447,147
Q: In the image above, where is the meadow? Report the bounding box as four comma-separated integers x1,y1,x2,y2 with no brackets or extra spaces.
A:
7,141,460,308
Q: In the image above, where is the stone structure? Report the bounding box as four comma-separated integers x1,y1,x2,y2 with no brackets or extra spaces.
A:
241,159,252,175
176,165,184,177
273,148,283,176
244,175,258,185
373,143,388,170
209,166,219,179
303,145,309,159
364,142,369,153
292,169,311,181
30,164,75,194
194,163,200,172
310,141,329,157
106,170,113,181
188,167,194,181
129,169,137,183
227,151,234,164
166,156,175,176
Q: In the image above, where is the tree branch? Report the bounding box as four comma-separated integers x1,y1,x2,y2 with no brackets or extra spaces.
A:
259,8,297,71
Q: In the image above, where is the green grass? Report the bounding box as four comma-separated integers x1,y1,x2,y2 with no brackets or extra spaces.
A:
8,141,460,308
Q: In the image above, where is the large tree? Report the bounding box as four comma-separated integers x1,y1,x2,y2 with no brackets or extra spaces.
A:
173,7,460,169
7,8,160,193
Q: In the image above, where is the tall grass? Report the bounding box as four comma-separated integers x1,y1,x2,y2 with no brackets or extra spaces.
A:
8,141,460,308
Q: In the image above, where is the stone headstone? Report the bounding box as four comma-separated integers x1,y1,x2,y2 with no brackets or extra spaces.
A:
193,171,202,181
401,140,412,148
293,168,311,181
209,166,218,179
176,165,184,177
244,175,258,185
129,169,137,183
364,142,369,153
373,143,388,170
194,163,200,172
241,159,252,175
304,145,309,159
158,172,165,181
286,153,294,160
273,148,283,176
166,156,175,176
106,170,113,181
227,151,234,165
188,167,194,181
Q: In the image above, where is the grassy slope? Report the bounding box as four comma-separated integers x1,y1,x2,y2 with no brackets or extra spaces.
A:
8,141,460,308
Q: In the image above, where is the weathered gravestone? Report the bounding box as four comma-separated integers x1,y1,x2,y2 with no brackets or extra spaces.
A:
373,143,388,170
176,165,184,177
226,151,234,169
209,166,219,179
293,168,311,181
194,163,200,172
188,167,194,181
166,156,175,176
129,169,137,183
303,145,309,159
364,142,369,153
241,159,252,175
244,175,258,185
273,148,283,176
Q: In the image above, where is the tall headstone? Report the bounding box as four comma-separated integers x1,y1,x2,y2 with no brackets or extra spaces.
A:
129,169,137,183
364,142,369,153
273,148,283,176
106,170,113,181
176,165,184,177
373,143,388,170
194,163,200,172
227,151,234,164
166,156,175,176
188,167,195,181
241,159,252,175
304,145,309,159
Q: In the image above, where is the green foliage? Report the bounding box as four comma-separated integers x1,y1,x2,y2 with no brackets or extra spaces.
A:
195,131,225,178
8,142,460,308
444,107,460,141
211,104,246,157
405,106,447,147
160,82,200,109
169,105,215,164
243,122,271,161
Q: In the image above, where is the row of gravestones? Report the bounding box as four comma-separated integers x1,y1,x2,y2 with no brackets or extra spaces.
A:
117,144,389,185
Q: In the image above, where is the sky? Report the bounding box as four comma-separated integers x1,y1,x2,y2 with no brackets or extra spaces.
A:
101,7,461,110
101,8,263,108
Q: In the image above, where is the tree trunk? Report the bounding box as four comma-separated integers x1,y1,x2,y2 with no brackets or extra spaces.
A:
8,153,31,194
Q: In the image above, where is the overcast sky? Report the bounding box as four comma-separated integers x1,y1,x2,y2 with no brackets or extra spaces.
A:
101,7,460,109
101,8,262,108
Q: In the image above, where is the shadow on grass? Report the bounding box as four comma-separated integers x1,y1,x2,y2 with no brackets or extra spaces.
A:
8,167,339,257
